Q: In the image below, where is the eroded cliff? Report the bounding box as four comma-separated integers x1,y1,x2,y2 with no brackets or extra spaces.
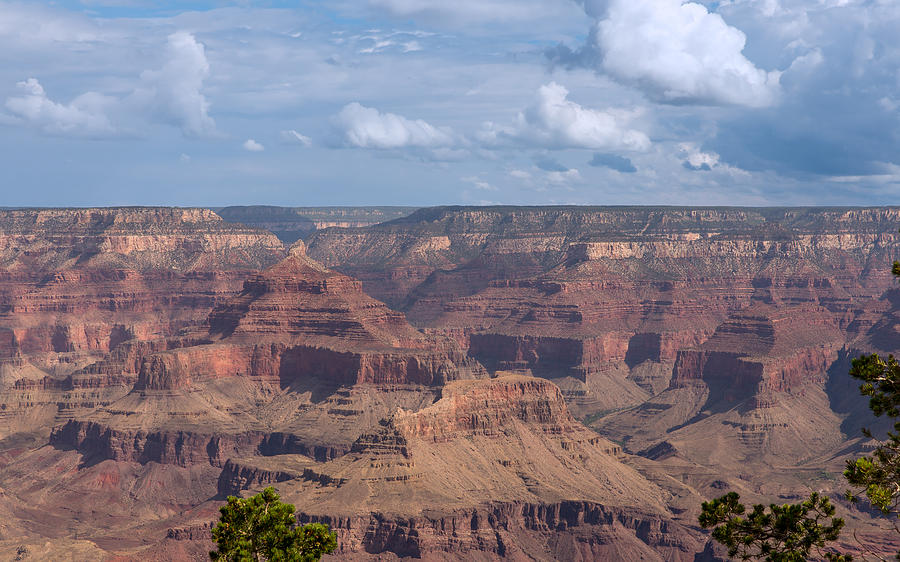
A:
0,207,285,442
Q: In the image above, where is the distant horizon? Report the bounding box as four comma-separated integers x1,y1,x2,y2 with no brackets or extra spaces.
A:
4,203,900,211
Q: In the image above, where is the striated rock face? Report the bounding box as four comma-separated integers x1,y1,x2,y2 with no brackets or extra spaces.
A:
307,206,900,433
299,501,701,561
50,245,486,475
306,206,900,305
4,205,900,560
123,247,484,393
216,457,303,498
267,375,706,560
303,205,900,559
669,305,844,394
0,207,285,441
0,207,284,271
393,376,593,441
51,420,270,467
306,206,900,336
0,207,285,371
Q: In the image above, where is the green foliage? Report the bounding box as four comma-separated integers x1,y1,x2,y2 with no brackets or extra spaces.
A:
210,487,337,562
844,352,900,537
698,491,850,561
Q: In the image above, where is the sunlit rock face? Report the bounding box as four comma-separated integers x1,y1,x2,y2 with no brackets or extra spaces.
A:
0,207,286,440
308,206,900,465
3,205,900,560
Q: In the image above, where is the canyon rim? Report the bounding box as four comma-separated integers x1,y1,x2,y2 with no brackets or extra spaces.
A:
0,205,897,559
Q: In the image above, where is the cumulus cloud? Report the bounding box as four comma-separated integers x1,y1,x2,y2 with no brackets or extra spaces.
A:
281,129,313,146
2,31,215,139
479,82,650,151
131,32,215,136
679,142,719,171
706,1,900,178
243,139,264,151
4,78,117,137
552,0,781,107
589,152,637,173
333,102,455,149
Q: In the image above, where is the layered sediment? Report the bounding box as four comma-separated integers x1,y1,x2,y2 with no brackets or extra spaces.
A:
272,375,707,560
307,206,899,424
0,208,285,441
50,242,485,472
3,205,900,559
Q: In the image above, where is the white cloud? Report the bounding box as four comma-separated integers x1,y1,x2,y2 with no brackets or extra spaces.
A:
0,4,103,47
679,142,720,170
559,0,782,107
402,41,422,52
359,39,397,54
3,31,216,139
478,82,650,151
787,48,824,75
243,138,264,151
281,129,313,146
3,78,117,137
334,102,455,149
678,142,749,176
879,97,898,112
506,164,582,190
131,32,215,136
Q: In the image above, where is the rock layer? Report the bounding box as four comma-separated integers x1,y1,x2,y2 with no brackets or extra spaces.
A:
0,208,285,441
3,205,900,559
307,206,900,438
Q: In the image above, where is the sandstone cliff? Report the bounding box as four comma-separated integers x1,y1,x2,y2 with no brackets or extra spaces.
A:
307,206,900,436
50,243,486,471
251,376,709,561
3,205,899,560
0,207,285,442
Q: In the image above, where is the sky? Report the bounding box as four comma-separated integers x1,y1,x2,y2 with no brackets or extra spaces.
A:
1,0,899,207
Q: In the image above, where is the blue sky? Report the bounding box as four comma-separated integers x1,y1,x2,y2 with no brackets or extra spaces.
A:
1,0,899,206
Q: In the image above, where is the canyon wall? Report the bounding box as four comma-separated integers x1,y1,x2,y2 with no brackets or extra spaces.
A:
3,205,899,560
307,206,900,460
0,207,284,440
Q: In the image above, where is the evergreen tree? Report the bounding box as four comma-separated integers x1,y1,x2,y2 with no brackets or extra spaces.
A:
699,491,849,561
210,487,337,562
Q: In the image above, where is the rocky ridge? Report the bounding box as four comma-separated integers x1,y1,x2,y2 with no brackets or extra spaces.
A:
48,241,486,472
2,205,899,559
0,207,285,443
306,205,900,556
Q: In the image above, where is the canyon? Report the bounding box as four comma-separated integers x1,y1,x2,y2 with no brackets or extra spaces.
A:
1,205,899,559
